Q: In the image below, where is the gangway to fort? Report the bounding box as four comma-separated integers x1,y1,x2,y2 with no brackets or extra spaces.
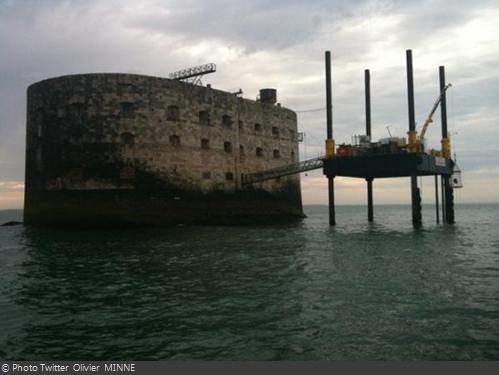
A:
241,156,325,185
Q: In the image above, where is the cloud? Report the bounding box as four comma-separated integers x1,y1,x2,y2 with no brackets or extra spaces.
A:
0,181,25,189
128,0,363,52
0,181,24,209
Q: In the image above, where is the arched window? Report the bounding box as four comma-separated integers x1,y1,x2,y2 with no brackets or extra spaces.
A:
254,123,262,132
71,103,85,117
169,135,180,146
120,102,134,118
272,126,280,137
70,126,83,141
256,147,263,157
201,138,210,149
225,172,234,181
291,150,296,162
167,105,180,121
120,132,135,146
224,141,232,153
273,149,280,159
239,145,245,159
222,115,232,128
94,122,104,136
199,111,210,126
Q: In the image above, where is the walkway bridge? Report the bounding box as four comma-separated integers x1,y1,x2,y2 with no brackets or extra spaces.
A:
241,156,325,186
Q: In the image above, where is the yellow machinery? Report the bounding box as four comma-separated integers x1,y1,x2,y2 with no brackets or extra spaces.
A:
325,139,335,159
407,83,452,155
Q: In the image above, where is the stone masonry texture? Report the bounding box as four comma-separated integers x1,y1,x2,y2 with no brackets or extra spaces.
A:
24,73,303,226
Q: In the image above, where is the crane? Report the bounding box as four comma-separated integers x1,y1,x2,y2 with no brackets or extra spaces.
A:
418,83,452,151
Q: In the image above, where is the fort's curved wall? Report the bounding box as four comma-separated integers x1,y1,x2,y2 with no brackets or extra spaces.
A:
24,73,303,226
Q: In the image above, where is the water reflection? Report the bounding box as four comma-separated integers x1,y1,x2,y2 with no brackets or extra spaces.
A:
0,205,498,360
6,224,309,359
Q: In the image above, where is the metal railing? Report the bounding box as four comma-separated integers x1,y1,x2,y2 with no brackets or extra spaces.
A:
241,156,325,185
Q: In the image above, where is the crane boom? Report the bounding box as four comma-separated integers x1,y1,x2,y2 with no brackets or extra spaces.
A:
419,83,452,142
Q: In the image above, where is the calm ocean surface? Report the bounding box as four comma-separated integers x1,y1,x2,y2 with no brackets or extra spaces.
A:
0,204,498,360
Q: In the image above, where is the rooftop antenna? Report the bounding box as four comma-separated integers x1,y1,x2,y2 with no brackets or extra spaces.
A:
169,63,216,86
386,126,393,137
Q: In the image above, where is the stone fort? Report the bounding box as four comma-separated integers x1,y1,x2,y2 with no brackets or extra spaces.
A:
24,73,303,226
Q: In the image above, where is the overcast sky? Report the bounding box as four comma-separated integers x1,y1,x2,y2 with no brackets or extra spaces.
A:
1,0,498,209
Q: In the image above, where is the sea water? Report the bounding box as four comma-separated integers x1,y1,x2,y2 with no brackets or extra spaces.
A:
0,204,498,360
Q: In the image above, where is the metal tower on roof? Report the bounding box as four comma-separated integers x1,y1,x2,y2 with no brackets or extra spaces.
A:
169,63,216,86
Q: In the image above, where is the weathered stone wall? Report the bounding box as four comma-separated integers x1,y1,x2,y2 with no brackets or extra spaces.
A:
24,73,303,226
